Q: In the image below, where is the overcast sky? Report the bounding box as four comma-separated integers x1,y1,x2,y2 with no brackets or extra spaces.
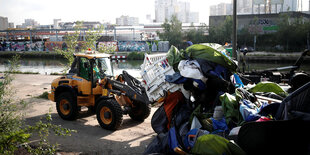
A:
0,0,309,26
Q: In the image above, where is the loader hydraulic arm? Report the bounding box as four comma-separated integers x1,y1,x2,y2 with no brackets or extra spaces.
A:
105,71,151,105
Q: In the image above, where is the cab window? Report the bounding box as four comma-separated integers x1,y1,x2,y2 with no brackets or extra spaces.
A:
79,57,91,80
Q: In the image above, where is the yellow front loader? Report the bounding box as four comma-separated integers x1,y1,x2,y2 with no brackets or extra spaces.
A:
48,51,150,130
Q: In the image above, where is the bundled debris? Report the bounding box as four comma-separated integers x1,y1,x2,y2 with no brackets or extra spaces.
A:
141,44,310,155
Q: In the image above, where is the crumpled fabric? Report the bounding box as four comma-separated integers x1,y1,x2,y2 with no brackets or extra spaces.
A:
165,72,207,90
165,72,188,84
211,117,229,133
195,58,231,81
235,88,257,103
166,45,185,71
219,93,244,128
143,132,169,154
178,60,207,83
231,73,244,88
256,116,272,122
239,99,261,122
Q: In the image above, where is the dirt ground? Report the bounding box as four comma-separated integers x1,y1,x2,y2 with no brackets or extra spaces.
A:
8,74,157,155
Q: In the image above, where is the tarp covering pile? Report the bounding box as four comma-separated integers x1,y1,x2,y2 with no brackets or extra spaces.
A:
144,44,310,155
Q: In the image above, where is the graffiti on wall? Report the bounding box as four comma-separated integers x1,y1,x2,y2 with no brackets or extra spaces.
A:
248,18,278,34
45,41,63,51
45,41,86,52
98,41,118,51
25,41,44,51
118,41,149,52
11,42,25,51
0,40,170,52
1,41,45,51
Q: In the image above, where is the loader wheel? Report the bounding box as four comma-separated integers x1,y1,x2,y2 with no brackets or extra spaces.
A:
129,101,151,121
56,92,78,120
96,99,123,130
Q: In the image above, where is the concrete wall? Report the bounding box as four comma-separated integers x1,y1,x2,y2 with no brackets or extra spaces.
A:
0,41,170,52
209,12,310,34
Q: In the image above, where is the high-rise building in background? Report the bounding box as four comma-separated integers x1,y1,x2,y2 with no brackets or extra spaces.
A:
155,0,199,23
22,19,39,28
8,22,14,29
188,12,199,23
176,1,190,22
235,0,253,14
116,15,139,26
146,14,153,23
155,0,175,22
210,5,217,16
252,0,298,13
0,16,9,30
53,19,61,29
210,0,301,16
210,3,233,16
283,0,298,11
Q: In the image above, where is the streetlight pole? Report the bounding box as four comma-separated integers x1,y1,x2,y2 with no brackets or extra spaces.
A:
232,0,237,59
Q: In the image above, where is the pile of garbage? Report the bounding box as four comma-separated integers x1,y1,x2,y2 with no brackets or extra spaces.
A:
141,44,310,155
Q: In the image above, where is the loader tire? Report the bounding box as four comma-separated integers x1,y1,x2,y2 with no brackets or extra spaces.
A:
129,101,151,121
96,99,123,130
56,92,78,120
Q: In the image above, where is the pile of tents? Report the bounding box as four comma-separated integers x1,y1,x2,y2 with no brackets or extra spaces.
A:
143,44,310,155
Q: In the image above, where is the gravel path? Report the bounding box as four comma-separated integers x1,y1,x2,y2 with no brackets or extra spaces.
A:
8,74,156,155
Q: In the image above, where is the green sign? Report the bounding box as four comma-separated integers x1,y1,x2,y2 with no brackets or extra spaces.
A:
263,25,278,31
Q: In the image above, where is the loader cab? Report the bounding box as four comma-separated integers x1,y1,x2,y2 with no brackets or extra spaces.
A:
69,52,113,82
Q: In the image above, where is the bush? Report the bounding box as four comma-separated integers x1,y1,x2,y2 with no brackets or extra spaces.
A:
0,55,75,154
127,52,145,60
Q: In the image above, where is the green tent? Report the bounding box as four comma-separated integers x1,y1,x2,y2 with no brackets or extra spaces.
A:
191,134,246,155
166,44,238,72
249,81,288,97
166,45,185,72
186,44,238,72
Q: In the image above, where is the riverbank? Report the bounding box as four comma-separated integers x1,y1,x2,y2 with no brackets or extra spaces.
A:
244,51,310,63
0,51,148,60
0,51,63,59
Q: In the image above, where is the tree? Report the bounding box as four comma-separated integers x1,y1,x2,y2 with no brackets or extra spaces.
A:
157,15,183,48
208,16,233,45
277,13,292,51
55,22,108,73
238,27,253,47
222,16,233,43
276,13,310,51
184,23,207,44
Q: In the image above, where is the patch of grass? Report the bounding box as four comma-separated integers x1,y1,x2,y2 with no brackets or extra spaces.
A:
36,91,49,99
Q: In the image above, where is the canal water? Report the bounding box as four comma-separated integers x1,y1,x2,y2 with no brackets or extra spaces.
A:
0,57,309,78
0,58,143,78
